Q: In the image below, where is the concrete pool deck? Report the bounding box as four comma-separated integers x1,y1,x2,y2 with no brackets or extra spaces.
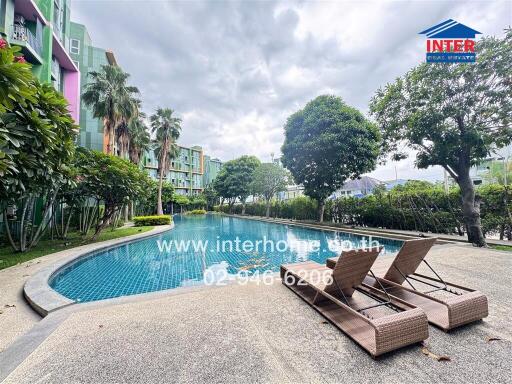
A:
0,225,173,353
0,241,511,383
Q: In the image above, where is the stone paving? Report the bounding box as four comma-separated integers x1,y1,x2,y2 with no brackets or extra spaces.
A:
0,242,510,383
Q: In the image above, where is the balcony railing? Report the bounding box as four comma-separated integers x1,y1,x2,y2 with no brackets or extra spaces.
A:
11,23,43,58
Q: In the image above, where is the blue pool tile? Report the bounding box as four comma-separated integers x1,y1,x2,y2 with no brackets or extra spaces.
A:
50,215,403,302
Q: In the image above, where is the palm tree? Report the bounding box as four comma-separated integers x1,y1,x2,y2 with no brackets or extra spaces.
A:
128,114,151,165
82,65,139,155
151,108,182,215
117,98,142,159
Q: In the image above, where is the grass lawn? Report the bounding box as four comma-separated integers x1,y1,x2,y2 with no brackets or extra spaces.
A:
0,226,154,271
490,244,512,252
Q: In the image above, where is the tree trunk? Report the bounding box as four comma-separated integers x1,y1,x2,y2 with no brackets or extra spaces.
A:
91,204,115,241
3,209,19,252
241,202,246,215
109,121,116,156
156,168,164,215
63,209,73,239
458,172,486,247
265,200,271,218
317,199,325,223
104,118,114,155
23,190,59,251
19,198,30,252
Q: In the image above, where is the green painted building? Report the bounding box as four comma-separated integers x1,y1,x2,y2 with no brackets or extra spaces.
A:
143,146,222,196
0,0,80,121
203,155,222,187
69,21,117,152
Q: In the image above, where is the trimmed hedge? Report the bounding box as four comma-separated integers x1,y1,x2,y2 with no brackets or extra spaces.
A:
214,196,319,221
186,209,207,215
214,184,512,239
133,215,172,226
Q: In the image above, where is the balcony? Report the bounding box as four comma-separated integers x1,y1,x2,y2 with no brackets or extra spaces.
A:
10,22,43,64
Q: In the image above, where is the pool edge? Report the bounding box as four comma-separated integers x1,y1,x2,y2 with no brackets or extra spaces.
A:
24,224,174,317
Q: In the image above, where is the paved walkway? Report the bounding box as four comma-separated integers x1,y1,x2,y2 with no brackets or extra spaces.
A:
350,226,512,246
0,225,172,353
245,215,512,246
0,243,511,383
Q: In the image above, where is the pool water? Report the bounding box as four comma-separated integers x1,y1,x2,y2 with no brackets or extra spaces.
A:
50,214,403,302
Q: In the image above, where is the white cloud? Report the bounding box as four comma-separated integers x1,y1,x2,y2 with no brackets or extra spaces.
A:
71,0,512,181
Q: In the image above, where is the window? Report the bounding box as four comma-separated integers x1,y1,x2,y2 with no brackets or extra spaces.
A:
72,60,79,69
70,39,80,54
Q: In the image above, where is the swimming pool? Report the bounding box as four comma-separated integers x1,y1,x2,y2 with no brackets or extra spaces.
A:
50,214,403,302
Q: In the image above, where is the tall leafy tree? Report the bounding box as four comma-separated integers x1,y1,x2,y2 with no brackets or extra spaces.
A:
369,29,512,247
74,148,152,240
251,163,290,217
138,180,174,215
151,108,182,215
2,82,78,251
173,194,190,214
0,40,37,199
202,184,219,210
213,169,236,210
82,65,139,155
282,95,381,222
215,156,260,214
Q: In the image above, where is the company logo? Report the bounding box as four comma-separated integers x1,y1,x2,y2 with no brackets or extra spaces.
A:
419,19,481,63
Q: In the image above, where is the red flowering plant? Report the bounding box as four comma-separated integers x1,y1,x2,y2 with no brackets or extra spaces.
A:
0,42,35,114
14,55,26,63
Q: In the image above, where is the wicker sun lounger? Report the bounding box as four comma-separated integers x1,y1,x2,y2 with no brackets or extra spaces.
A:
326,238,488,331
281,248,429,357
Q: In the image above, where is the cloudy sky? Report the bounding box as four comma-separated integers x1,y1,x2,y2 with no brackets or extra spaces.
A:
72,0,511,182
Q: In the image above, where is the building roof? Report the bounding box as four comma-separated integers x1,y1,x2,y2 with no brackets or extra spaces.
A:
419,19,482,39
340,176,382,192
383,179,409,190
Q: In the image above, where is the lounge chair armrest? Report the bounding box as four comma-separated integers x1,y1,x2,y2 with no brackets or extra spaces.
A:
373,308,429,355
445,291,488,328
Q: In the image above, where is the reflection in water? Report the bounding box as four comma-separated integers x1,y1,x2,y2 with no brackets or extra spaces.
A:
286,231,320,262
50,214,403,302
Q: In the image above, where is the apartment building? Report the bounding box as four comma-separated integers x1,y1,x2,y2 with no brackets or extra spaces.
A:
0,0,80,122
143,146,222,196
69,21,118,152
202,155,222,187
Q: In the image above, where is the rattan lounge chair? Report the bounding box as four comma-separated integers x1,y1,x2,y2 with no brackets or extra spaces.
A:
326,238,488,331
281,248,429,357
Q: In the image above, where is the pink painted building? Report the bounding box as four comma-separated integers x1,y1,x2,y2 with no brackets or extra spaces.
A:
1,0,80,122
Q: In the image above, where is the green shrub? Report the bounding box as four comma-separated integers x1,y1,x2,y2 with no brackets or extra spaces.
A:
186,209,207,215
213,183,512,239
133,215,172,226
